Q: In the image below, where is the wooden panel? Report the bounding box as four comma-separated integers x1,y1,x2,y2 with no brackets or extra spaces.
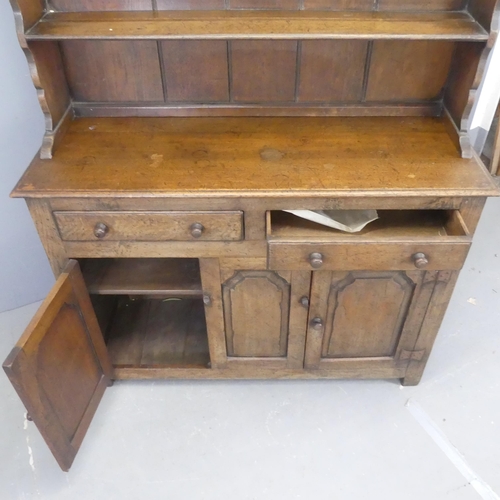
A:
161,41,229,102
49,0,153,10
223,271,291,357
61,41,163,102
28,42,70,129
303,0,373,10
54,211,244,241
305,270,437,373
2,261,112,471
199,258,228,368
231,40,297,102
82,258,202,296
13,117,499,198
298,40,367,102
15,0,44,30
105,297,210,367
269,241,471,271
378,0,466,11
230,0,299,8
402,271,458,385
468,0,499,30
444,42,485,128
321,272,415,358
26,11,490,41
367,41,455,101
157,0,225,8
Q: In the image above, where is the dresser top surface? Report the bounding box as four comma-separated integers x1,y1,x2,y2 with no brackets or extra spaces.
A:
13,116,499,199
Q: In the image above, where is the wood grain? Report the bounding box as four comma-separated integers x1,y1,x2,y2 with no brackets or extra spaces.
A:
105,297,210,368
367,41,455,101
53,211,244,241
12,117,499,198
49,0,153,11
81,258,202,296
223,271,291,357
157,0,225,8
26,11,489,41
298,40,368,102
268,240,471,271
2,261,111,471
378,0,466,11
302,0,373,10
61,40,164,102
320,272,415,358
199,258,228,368
230,0,299,8
231,40,297,102
161,41,229,102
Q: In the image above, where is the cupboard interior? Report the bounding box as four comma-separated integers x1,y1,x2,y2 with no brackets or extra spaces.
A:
81,258,210,370
268,209,469,239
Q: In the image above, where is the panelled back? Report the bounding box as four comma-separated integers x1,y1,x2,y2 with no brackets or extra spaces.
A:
59,39,457,108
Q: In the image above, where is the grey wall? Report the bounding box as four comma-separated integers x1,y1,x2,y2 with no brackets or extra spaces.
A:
0,3,55,312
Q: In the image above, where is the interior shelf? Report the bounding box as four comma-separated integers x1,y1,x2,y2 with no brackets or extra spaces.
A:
102,296,210,368
82,258,203,297
25,10,489,41
269,210,469,240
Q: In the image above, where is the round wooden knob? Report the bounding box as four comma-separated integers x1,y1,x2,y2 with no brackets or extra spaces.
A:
94,222,109,239
309,252,324,269
413,252,429,269
299,296,309,308
191,222,204,238
311,317,323,331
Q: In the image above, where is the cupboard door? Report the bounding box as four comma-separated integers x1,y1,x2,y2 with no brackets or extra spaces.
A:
3,260,113,471
221,270,310,369
305,271,438,379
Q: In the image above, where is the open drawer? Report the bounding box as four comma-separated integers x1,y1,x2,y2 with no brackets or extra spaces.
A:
267,210,472,271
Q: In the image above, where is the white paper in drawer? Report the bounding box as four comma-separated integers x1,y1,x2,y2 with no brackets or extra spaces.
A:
283,210,379,233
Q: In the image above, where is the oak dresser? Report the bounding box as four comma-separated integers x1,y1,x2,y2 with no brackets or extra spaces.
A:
3,0,500,471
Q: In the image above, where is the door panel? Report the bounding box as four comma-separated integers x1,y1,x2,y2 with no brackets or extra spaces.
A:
322,272,414,358
305,270,438,374
221,270,310,368
3,260,112,471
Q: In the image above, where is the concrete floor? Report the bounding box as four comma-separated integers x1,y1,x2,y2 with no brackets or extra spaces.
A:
1,199,499,500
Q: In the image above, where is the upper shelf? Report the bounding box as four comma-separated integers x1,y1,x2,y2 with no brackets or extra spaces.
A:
25,10,489,41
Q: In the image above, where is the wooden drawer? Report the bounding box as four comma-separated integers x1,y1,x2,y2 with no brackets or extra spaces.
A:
268,210,471,271
54,211,243,242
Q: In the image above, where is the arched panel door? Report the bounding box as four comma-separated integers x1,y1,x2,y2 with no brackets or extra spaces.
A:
221,270,311,369
304,270,439,379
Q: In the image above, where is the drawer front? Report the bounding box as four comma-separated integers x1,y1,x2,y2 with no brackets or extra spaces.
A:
54,211,244,242
268,241,471,271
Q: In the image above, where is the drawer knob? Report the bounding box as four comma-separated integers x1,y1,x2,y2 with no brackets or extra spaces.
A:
94,222,109,239
190,222,204,238
413,252,429,269
309,252,324,269
311,317,324,331
203,294,212,306
299,296,310,308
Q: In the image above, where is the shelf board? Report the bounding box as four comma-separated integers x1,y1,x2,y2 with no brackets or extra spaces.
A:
82,258,203,296
25,10,489,41
13,116,499,199
105,296,210,368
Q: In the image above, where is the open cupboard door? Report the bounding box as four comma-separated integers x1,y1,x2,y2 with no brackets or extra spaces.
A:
3,260,113,471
